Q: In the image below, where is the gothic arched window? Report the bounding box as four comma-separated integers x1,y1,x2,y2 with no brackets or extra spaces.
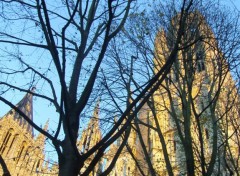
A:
6,134,18,156
205,128,209,139
196,52,205,72
16,141,26,163
0,129,14,154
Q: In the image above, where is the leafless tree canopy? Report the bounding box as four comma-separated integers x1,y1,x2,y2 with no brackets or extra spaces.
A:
0,0,239,176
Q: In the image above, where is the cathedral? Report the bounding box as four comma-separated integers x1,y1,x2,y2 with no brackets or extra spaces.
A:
0,89,57,175
104,12,240,175
0,12,239,176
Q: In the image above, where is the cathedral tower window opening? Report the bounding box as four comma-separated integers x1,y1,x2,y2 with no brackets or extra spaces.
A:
196,51,205,72
16,141,26,163
24,147,31,167
6,134,18,156
205,128,209,140
23,147,30,160
31,160,37,173
82,135,88,152
36,159,41,173
173,140,177,153
0,129,13,154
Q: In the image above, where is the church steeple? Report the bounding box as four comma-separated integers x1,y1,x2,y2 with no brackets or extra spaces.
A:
6,87,35,136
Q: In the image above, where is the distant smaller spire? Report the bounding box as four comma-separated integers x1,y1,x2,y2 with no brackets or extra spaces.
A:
36,119,49,146
43,118,49,131
78,99,102,153
93,97,101,119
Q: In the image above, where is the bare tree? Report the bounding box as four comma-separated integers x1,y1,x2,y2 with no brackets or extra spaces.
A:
102,0,198,175
0,0,133,175
105,0,240,176
0,0,190,175
0,154,10,176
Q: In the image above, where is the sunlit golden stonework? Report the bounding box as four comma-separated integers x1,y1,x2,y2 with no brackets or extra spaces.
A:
0,91,57,175
105,13,240,175
0,12,239,176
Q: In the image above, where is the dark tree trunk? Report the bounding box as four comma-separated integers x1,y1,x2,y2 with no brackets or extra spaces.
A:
0,155,11,176
59,136,81,176
185,135,195,176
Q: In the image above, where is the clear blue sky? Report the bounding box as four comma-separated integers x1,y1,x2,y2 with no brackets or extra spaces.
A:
230,0,240,10
1,1,239,115
0,0,240,163
0,0,239,130
0,0,239,139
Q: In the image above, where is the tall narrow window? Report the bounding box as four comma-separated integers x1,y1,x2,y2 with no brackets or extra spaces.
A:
173,140,177,153
23,147,30,160
196,52,205,72
205,128,209,139
123,162,127,176
16,141,26,163
31,160,37,173
167,74,172,85
6,134,18,156
36,159,40,173
0,129,13,154
25,156,31,168
82,136,87,149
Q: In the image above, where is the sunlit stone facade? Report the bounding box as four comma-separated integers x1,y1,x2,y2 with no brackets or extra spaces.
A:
0,91,57,175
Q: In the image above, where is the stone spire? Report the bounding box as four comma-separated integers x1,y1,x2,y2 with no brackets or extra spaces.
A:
6,87,35,136
36,119,49,147
94,98,100,117
79,99,102,152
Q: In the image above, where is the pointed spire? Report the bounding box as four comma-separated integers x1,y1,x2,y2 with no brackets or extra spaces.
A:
127,89,133,107
5,87,35,137
87,98,101,130
93,97,100,119
36,119,49,146
90,97,102,130
43,118,49,131
79,99,102,152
